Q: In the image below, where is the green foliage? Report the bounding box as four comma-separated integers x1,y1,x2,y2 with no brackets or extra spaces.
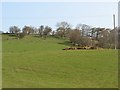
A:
2,35,118,88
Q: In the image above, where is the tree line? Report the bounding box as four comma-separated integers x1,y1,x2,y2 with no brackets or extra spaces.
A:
8,21,119,49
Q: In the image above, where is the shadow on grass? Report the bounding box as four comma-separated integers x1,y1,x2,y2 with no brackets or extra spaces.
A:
33,35,40,38
58,41,72,47
8,34,16,37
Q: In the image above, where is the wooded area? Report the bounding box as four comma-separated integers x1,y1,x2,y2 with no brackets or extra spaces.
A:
4,21,120,49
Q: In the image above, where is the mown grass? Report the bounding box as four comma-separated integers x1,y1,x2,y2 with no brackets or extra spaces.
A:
2,35,118,88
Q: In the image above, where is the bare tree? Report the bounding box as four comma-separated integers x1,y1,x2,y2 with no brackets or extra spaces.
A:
22,26,34,35
98,29,110,48
9,26,21,39
17,33,26,39
32,27,38,34
52,31,55,36
43,26,52,38
9,26,20,34
38,25,44,37
95,28,105,40
56,21,72,37
69,29,81,45
90,27,96,38
76,24,91,36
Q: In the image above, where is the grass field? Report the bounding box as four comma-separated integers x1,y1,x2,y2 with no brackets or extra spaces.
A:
2,35,118,88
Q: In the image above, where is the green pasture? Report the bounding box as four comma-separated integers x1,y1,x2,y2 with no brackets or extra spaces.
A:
2,35,118,88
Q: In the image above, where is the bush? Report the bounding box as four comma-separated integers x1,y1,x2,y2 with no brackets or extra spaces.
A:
17,33,26,39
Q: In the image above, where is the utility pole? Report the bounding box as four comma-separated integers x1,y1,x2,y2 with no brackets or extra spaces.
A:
113,14,116,50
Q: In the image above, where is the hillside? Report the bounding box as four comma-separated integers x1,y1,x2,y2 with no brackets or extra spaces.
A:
2,35,118,88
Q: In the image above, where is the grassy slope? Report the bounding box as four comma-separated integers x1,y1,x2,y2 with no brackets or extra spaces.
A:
2,35,118,88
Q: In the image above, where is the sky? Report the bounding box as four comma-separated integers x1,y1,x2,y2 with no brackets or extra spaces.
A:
1,1,119,32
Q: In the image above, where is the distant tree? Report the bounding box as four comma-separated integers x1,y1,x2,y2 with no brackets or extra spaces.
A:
90,27,96,38
9,26,21,39
98,29,110,48
8,23,118,49
64,28,72,39
76,24,91,36
52,31,55,36
95,28,105,40
79,36,92,47
38,25,44,37
56,21,72,37
55,30,64,38
22,26,34,35
43,26,52,38
17,33,26,39
68,29,92,47
69,29,81,45
32,27,38,34
9,26,20,34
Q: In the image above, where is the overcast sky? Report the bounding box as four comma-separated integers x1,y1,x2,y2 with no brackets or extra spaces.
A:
1,1,119,32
